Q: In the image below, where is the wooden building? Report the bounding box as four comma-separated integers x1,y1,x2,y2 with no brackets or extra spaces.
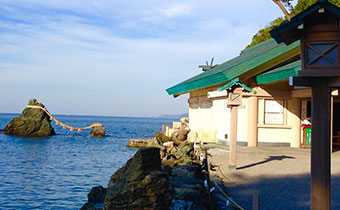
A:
166,37,340,148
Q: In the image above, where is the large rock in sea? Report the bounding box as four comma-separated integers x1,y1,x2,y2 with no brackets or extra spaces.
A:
3,99,56,136
104,148,174,210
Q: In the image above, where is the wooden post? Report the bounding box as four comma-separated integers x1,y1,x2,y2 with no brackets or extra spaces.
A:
311,78,331,210
247,96,258,147
290,98,301,148
253,194,259,210
229,106,238,170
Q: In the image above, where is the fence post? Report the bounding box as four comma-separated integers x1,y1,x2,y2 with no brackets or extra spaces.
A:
253,194,259,210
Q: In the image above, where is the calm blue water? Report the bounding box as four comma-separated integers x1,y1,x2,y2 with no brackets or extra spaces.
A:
0,113,176,210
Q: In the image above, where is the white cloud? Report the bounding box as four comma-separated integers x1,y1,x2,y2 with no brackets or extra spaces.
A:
0,0,286,116
159,3,193,18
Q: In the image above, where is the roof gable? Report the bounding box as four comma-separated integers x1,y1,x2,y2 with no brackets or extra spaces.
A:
217,78,252,92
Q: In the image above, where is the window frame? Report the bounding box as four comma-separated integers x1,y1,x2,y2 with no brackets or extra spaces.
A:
264,99,285,125
303,40,340,70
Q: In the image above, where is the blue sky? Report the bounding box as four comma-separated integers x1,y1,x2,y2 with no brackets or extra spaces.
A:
0,0,291,117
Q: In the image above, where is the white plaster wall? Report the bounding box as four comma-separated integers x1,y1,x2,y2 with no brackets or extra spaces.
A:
188,100,217,142
188,101,214,131
189,96,249,143
201,101,213,131
257,98,297,144
237,97,248,143
286,98,302,147
211,98,230,141
189,103,200,131
258,127,291,143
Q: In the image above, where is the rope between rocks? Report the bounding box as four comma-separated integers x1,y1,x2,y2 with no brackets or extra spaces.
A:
205,150,244,210
216,165,237,186
26,105,103,132
211,178,245,210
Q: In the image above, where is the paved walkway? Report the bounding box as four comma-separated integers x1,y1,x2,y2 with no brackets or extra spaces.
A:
207,145,340,210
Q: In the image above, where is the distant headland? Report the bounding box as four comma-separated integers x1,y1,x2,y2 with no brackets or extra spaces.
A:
158,113,188,119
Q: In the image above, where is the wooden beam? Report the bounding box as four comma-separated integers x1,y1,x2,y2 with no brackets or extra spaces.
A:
289,76,315,87
292,89,312,98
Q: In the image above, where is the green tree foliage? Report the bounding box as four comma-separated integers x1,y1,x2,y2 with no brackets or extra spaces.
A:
246,0,340,48
246,17,286,48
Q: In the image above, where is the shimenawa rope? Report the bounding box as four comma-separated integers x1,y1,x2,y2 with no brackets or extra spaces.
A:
26,105,103,132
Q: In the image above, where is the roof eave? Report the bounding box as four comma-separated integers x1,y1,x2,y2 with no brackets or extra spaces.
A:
270,1,340,44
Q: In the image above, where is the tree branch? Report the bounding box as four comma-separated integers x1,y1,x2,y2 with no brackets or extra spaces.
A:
272,0,291,21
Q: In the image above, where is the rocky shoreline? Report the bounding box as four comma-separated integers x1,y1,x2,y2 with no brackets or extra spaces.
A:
80,147,210,210
81,119,215,210
80,118,234,210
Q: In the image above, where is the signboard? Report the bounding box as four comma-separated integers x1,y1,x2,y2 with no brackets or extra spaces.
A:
264,99,284,125
227,93,242,106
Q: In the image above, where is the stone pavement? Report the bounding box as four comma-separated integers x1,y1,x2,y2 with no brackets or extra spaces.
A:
207,145,340,210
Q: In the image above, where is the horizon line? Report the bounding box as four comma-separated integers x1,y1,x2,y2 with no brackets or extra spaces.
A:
0,112,187,119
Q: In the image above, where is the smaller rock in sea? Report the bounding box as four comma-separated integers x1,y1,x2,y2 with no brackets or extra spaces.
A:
90,125,105,137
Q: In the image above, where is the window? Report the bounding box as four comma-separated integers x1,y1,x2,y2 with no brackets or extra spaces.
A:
264,99,284,125
306,42,338,66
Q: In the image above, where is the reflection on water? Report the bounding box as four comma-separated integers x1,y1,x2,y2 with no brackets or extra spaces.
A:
0,113,175,209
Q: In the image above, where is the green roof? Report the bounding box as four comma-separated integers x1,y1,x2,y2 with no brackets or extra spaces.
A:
217,78,252,92
255,60,301,84
166,38,299,96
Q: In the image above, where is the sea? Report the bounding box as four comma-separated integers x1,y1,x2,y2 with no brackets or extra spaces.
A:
0,113,177,210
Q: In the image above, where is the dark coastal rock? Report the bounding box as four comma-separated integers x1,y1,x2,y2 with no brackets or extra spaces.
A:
88,186,106,204
80,203,96,210
90,125,106,137
171,200,204,210
104,148,174,210
126,138,160,148
169,165,209,210
80,186,106,210
3,99,55,136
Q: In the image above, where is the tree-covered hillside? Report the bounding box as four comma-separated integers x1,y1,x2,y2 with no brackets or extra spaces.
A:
246,0,340,48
